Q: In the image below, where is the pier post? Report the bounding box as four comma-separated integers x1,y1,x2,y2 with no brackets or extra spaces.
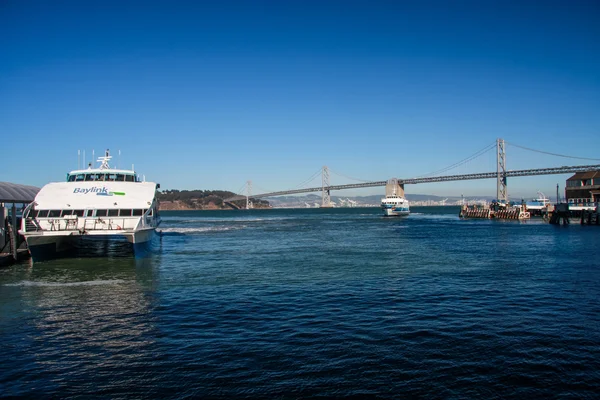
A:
11,203,17,260
0,203,5,250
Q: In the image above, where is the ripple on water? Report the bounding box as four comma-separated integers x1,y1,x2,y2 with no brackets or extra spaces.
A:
1,208,599,398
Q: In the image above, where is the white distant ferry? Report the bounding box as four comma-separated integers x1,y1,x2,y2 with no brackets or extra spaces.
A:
20,150,161,261
525,192,552,216
381,180,410,217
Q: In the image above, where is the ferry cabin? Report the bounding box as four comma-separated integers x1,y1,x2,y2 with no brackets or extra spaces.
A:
23,168,159,233
67,170,139,182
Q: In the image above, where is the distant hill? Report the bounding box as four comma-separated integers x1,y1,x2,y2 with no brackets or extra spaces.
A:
158,190,270,210
267,193,495,207
157,189,496,210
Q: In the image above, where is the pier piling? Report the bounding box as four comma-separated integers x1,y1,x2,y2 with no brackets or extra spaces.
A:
549,204,570,225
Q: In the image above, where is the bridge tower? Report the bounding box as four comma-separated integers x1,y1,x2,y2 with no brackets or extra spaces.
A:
321,166,332,208
496,138,507,204
246,180,252,209
385,178,405,197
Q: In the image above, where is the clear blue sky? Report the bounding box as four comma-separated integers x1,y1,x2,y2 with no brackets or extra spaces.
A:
1,0,599,198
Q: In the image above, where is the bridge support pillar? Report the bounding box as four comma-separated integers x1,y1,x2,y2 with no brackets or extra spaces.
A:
321,166,331,207
386,179,405,198
246,180,252,210
497,138,507,204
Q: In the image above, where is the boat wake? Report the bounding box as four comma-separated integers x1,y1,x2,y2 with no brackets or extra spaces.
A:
159,226,244,235
161,216,291,223
4,279,126,287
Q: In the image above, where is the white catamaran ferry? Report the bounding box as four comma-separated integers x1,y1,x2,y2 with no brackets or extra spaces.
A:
381,178,410,217
20,150,161,261
525,191,552,216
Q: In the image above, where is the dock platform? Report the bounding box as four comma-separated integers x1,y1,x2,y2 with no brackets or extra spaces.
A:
459,204,530,220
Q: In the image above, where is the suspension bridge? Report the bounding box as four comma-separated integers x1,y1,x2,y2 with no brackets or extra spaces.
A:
225,139,600,208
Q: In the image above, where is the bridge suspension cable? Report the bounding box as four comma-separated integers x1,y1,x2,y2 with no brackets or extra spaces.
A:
328,168,373,183
290,167,323,189
234,182,247,196
506,141,600,161
253,184,274,194
415,141,497,178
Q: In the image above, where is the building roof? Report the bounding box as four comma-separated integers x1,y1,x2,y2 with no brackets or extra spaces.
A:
0,182,40,203
567,170,600,181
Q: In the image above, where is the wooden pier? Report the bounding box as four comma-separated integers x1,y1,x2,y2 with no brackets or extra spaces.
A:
549,203,570,225
459,204,530,220
547,203,599,225
580,208,599,225
0,182,39,266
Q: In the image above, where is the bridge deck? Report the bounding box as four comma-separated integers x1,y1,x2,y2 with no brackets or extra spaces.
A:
225,164,600,201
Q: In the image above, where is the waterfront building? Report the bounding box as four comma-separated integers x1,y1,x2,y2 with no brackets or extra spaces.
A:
565,170,600,206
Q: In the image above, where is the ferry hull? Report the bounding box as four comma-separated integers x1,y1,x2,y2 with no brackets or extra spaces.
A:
382,208,410,217
381,192,410,217
25,229,158,262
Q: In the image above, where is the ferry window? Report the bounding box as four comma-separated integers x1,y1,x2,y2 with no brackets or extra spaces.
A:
116,174,125,181
85,174,94,181
96,209,108,217
143,209,148,215
61,210,74,216
108,209,119,217
29,210,38,218
49,210,61,217
74,210,84,217
107,174,116,181
132,209,143,216
86,210,94,217
125,175,134,182
119,209,132,216
68,175,76,182
76,174,85,181
37,210,49,218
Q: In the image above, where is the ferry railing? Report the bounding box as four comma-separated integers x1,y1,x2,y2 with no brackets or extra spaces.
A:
23,218,42,232
24,217,136,232
133,209,156,231
89,218,127,231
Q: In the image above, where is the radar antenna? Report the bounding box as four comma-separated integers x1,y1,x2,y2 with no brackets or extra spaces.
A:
97,149,113,170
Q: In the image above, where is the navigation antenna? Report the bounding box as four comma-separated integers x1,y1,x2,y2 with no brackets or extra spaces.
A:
97,149,112,170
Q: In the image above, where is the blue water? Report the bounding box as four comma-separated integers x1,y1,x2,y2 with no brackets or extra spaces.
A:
1,207,599,398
